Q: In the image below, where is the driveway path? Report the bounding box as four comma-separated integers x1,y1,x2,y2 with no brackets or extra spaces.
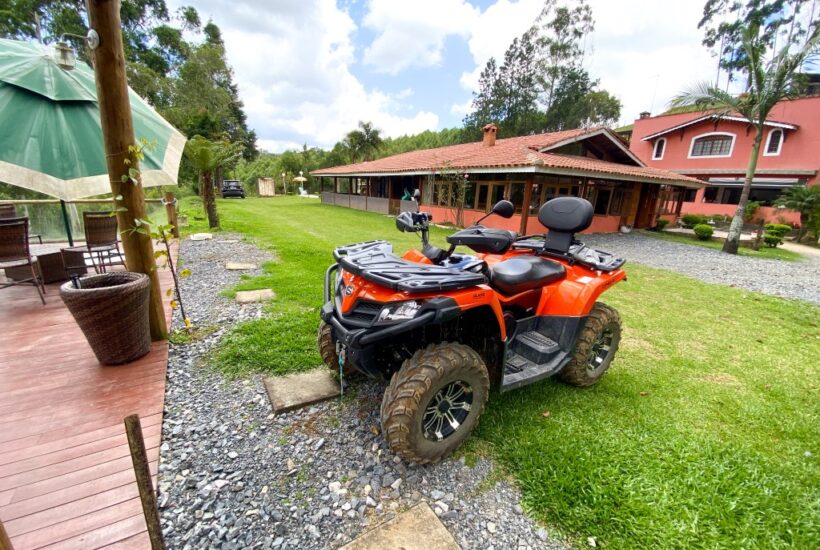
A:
583,232,820,305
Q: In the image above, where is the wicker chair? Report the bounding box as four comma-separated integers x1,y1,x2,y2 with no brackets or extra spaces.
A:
63,211,125,276
0,217,46,304
0,204,43,244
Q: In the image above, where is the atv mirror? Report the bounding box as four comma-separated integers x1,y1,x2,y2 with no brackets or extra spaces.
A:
395,211,417,232
491,200,515,219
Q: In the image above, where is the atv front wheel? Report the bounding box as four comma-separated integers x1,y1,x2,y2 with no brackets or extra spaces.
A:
381,342,489,464
317,321,354,376
558,302,621,387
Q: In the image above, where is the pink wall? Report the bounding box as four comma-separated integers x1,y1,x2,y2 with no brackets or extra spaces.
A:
630,97,820,186
679,202,801,226
424,205,621,234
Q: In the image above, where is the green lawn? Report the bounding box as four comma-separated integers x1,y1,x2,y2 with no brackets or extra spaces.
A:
182,197,819,549
641,229,804,262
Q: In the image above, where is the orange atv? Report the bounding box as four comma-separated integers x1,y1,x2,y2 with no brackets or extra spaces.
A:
318,197,626,463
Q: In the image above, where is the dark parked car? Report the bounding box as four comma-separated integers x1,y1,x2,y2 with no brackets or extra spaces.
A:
221,180,245,198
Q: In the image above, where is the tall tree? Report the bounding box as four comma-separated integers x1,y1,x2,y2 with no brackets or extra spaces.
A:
672,23,819,254
184,136,244,228
544,67,620,130
463,0,615,139
343,121,383,162
534,0,594,110
699,0,816,85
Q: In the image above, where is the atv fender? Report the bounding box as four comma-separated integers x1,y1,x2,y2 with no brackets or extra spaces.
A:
536,268,626,317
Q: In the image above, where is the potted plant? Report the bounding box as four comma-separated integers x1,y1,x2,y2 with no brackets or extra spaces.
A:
60,272,152,364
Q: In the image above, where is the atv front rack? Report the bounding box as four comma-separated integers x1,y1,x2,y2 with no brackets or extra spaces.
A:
333,240,486,293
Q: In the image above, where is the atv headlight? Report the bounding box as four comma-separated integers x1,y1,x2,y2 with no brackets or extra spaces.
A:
375,301,422,325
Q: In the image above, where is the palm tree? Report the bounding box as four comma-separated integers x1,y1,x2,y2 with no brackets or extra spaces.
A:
184,136,244,228
343,121,383,163
775,185,820,242
671,24,819,254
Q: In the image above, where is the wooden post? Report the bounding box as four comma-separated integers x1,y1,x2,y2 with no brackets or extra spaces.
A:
520,175,534,234
0,518,13,550
124,414,166,550
164,192,179,238
87,0,167,340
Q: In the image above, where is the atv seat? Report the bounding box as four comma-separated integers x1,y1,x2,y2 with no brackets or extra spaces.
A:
489,256,566,295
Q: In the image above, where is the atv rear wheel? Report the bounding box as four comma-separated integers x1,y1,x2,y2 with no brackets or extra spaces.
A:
558,302,621,387
317,321,354,376
381,342,489,464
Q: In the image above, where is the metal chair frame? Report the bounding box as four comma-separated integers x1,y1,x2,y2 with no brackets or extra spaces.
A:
63,211,125,275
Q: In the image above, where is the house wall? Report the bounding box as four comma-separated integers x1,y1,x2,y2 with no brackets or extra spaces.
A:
678,202,801,225
426,205,621,234
630,96,820,186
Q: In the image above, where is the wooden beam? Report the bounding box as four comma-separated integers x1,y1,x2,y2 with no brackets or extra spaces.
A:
0,517,13,550
520,175,533,234
164,192,179,238
124,414,166,550
87,0,167,340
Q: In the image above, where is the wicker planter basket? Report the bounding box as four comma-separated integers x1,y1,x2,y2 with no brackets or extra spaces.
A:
60,272,151,365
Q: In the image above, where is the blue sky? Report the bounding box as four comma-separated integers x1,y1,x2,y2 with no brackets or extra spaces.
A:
169,1,720,152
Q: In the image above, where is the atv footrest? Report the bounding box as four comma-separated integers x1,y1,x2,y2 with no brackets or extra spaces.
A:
510,330,559,364
501,351,569,391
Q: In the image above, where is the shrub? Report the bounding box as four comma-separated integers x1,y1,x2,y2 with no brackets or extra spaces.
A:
764,223,791,237
763,234,783,247
709,214,729,223
693,224,714,240
744,201,761,222
682,214,707,228
654,219,670,231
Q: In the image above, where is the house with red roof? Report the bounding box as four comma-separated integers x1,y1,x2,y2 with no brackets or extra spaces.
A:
629,96,820,226
311,124,702,234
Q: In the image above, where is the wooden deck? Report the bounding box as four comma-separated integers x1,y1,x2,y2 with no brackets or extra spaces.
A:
0,253,176,549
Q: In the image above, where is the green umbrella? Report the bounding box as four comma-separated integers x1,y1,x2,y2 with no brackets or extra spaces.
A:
0,38,185,242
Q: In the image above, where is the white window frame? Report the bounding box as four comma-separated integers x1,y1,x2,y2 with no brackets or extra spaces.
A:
763,129,783,156
652,138,667,160
688,132,736,159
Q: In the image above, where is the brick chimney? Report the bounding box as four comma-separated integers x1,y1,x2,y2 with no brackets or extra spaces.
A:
482,123,497,147
639,111,651,119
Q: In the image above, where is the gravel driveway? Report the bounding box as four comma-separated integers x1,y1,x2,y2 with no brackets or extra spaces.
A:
583,232,820,305
159,235,565,550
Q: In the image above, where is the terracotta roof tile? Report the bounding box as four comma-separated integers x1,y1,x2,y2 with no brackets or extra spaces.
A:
312,127,702,187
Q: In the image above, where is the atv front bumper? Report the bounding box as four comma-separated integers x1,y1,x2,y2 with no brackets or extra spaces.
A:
321,300,438,348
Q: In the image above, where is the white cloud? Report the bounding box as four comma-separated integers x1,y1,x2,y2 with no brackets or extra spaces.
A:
168,0,439,152
456,0,719,126
459,0,544,92
362,0,480,75
585,0,717,125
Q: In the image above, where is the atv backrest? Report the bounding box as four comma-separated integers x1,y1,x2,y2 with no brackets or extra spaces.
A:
538,197,594,254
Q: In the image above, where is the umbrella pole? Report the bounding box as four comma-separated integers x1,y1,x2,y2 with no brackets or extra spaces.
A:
60,200,74,246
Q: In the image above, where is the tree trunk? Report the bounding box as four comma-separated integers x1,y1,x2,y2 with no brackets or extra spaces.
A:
202,170,219,228
722,127,763,254
87,0,167,340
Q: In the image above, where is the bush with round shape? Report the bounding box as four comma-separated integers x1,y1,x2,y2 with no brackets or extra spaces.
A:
693,224,714,240
764,223,791,238
682,214,707,228
763,234,783,247
654,219,670,231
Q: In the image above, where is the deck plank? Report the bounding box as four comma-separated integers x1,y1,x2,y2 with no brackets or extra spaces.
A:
0,241,177,549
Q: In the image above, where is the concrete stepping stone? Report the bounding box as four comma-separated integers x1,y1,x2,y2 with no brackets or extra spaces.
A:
264,370,340,414
225,262,257,270
340,502,458,550
235,289,275,304
189,233,213,241
217,239,240,244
